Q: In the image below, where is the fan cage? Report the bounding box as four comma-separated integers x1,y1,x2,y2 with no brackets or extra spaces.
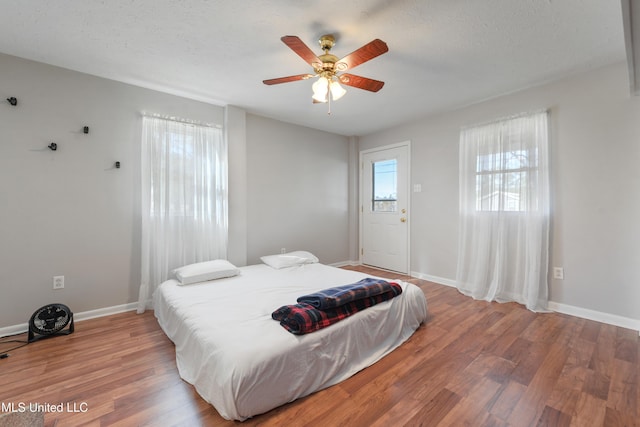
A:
28,304,74,342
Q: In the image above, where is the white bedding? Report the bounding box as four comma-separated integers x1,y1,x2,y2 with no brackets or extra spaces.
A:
154,262,427,421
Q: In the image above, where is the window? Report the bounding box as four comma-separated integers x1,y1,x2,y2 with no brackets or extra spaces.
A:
138,115,227,314
476,146,539,212
456,110,550,311
148,126,218,217
372,159,397,212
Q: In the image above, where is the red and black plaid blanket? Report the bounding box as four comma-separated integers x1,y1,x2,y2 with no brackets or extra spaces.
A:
272,281,402,335
296,277,400,310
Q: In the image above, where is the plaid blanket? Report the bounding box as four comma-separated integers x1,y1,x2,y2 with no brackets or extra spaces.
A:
272,282,402,335
296,278,399,310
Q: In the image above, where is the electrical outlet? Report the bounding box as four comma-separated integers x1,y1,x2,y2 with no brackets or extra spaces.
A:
553,267,564,280
53,275,65,289
280,248,286,254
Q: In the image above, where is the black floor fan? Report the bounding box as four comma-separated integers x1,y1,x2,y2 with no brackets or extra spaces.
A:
28,303,74,343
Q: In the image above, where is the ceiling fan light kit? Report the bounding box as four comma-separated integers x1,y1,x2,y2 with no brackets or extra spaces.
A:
311,76,329,102
311,75,346,103
329,79,346,100
263,34,388,113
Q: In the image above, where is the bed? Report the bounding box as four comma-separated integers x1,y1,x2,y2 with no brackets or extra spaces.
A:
154,257,428,421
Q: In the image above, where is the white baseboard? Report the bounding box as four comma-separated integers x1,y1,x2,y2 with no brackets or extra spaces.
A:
0,302,138,338
73,302,138,322
3,275,637,340
411,271,640,335
548,301,640,335
411,269,640,335
410,271,458,288
329,260,360,268
338,264,640,336
0,323,29,338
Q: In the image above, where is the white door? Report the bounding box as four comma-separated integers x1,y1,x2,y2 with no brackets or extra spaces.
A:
360,143,410,274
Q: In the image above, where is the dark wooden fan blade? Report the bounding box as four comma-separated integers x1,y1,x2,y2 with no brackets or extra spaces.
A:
336,39,388,71
338,74,385,92
263,74,314,85
281,36,321,67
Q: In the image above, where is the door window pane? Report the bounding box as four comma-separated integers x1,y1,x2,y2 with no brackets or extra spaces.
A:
372,159,397,212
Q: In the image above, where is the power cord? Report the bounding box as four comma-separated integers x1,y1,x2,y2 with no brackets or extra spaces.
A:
0,332,29,359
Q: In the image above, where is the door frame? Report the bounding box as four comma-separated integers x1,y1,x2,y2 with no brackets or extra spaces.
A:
359,141,411,274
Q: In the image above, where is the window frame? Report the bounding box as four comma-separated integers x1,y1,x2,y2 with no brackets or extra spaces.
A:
371,158,398,213
474,137,540,213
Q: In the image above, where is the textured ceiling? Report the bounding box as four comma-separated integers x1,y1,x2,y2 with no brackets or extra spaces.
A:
0,0,628,136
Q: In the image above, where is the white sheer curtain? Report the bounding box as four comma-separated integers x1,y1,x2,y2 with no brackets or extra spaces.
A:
455,111,550,311
137,116,227,313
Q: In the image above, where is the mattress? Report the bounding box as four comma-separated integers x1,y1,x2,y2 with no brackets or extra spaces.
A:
154,262,427,421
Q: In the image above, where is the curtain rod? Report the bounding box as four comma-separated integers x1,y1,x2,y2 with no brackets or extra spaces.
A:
141,112,222,129
460,109,548,131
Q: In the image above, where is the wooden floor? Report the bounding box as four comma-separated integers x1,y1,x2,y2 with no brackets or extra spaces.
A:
1,265,638,426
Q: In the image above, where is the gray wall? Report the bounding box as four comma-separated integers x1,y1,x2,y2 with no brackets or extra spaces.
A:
225,105,248,267
0,53,226,327
246,114,350,265
0,53,352,328
3,51,637,329
359,61,640,323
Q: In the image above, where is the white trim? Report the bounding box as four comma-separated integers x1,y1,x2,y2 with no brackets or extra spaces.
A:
0,323,28,338
73,302,138,322
329,260,359,268
0,302,138,338
410,271,458,288
548,301,640,335
335,265,640,335
7,282,636,342
411,271,640,335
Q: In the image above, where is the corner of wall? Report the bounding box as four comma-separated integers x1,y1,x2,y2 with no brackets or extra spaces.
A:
225,105,248,266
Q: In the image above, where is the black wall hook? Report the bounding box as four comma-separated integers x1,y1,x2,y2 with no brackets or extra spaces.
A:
7,97,17,106
83,126,89,134
115,161,121,169
48,143,57,151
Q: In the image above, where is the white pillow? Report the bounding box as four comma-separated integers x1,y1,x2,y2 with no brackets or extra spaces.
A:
173,259,240,285
260,251,319,269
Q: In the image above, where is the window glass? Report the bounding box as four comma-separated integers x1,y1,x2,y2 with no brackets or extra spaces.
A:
475,148,538,212
372,159,397,212
147,121,218,218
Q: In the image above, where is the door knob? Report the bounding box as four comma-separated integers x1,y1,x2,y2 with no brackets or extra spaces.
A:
400,217,406,223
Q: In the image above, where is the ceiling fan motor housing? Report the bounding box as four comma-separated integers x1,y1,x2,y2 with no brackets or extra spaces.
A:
319,34,335,51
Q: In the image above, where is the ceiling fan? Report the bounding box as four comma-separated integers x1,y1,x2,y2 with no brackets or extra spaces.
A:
263,34,389,106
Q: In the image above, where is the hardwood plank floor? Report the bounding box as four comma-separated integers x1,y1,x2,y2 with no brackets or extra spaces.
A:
0,265,638,426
